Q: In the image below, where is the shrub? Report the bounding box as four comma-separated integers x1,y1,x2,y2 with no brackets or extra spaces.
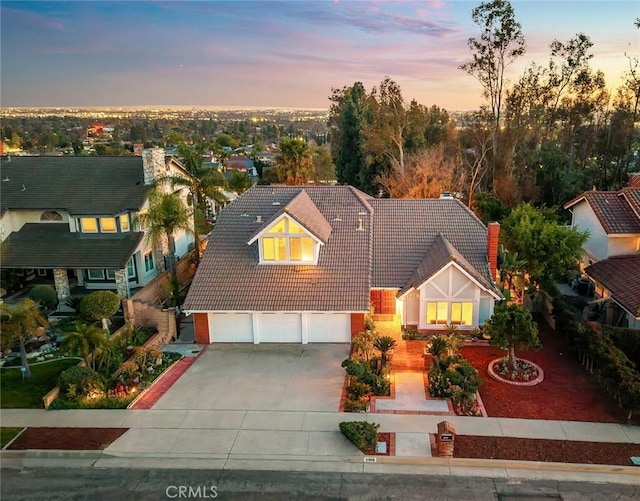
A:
359,372,390,396
57,365,105,400
339,421,380,451
347,381,371,400
118,361,141,386
79,291,121,328
343,399,369,412
28,284,58,309
342,358,367,377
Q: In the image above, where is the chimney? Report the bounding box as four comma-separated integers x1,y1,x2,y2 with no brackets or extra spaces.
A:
629,173,640,188
487,222,500,282
142,147,166,186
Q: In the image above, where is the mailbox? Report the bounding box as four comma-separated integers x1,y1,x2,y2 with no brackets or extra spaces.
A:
436,421,455,457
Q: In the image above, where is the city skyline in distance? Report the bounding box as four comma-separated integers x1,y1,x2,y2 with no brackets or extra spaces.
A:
1,1,637,111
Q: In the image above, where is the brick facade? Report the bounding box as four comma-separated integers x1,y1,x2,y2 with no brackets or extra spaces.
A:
370,289,396,315
193,313,210,344
487,222,500,283
350,313,365,336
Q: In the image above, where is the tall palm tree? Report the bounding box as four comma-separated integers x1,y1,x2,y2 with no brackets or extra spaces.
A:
0,299,48,378
60,321,109,370
141,190,193,278
275,137,314,185
158,141,227,264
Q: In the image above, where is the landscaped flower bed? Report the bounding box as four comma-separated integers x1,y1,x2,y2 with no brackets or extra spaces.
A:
489,357,543,385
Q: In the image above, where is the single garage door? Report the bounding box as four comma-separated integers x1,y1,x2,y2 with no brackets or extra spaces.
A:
210,313,253,342
309,313,350,343
259,313,302,343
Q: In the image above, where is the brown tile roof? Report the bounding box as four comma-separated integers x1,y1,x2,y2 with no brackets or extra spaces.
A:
585,255,640,317
1,223,144,269
370,198,497,292
0,156,149,215
564,191,640,234
399,234,498,296
185,187,501,313
619,188,640,220
184,186,372,312
248,190,332,244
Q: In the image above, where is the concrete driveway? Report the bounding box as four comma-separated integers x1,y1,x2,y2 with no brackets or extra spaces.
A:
152,344,350,412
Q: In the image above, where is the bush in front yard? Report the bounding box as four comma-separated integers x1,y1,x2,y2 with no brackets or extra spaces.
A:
57,365,105,400
28,284,58,310
339,421,380,451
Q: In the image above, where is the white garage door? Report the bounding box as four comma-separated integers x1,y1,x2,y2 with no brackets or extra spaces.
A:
210,313,253,342
259,313,302,343
309,313,351,343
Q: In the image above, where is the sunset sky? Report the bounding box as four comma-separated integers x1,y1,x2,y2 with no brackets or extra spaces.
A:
1,1,638,110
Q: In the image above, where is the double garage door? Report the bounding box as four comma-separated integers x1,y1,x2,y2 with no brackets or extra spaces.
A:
208,312,351,343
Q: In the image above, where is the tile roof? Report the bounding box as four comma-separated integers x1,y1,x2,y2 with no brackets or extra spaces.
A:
185,187,501,313
619,188,640,220
585,255,640,317
0,156,150,215
564,191,640,234
184,186,372,312
370,198,497,291
399,234,497,296
1,223,144,269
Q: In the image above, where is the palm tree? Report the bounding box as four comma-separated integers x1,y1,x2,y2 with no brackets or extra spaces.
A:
141,190,193,278
275,137,314,185
0,299,48,378
60,321,110,370
158,141,227,264
373,335,398,367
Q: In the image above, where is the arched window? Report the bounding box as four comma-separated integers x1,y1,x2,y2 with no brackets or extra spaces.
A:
40,211,62,221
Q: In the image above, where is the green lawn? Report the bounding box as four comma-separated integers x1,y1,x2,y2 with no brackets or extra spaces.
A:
0,358,81,408
1,427,24,448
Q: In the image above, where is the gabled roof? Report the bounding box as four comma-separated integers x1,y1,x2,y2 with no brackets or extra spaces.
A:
0,156,150,215
249,190,332,244
585,255,640,318
370,198,497,292
564,190,640,234
1,223,143,269
619,187,640,220
184,186,372,312
399,234,499,297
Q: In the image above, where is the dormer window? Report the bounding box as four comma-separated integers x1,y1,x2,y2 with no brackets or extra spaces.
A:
261,217,317,263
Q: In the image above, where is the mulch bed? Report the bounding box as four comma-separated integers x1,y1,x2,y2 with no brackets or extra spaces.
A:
460,323,629,423
6,427,127,450
455,435,640,466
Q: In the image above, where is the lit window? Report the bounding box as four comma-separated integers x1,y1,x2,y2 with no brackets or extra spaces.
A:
260,217,316,263
120,214,130,232
144,252,155,273
80,218,98,233
426,302,449,324
451,302,473,325
87,269,105,280
100,217,117,233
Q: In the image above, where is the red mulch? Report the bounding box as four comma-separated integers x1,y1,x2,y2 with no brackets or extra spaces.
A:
7,427,127,450
460,323,629,423
362,432,392,456
455,435,640,466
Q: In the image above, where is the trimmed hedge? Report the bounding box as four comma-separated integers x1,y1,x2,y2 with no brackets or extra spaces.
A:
339,421,379,451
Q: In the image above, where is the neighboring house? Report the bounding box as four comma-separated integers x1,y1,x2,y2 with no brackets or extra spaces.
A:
563,173,640,328
183,186,503,344
0,148,195,303
226,156,258,177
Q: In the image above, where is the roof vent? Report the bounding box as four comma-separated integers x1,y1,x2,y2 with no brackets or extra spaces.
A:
272,201,280,206
255,215,262,223
2,176,9,182
439,192,454,199
356,217,364,231
333,216,342,222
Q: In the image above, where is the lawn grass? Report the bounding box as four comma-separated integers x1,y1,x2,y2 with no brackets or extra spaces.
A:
0,358,81,408
1,427,24,448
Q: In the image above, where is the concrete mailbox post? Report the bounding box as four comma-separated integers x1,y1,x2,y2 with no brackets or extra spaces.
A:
436,420,455,457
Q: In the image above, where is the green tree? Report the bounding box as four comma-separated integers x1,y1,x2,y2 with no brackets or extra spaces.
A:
373,335,397,367
311,145,336,183
60,321,109,370
79,291,121,332
460,0,526,169
228,171,252,193
275,137,314,185
501,203,587,289
0,299,48,378
141,191,193,278
485,303,540,370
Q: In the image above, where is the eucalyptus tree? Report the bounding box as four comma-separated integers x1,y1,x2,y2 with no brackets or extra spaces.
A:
460,0,526,164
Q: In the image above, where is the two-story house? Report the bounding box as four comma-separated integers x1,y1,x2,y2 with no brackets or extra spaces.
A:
183,186,503,344
0,148,195,304
564,173,640,328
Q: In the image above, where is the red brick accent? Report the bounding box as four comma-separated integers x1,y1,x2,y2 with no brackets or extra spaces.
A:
487,222,500,282
370,289,396,315
436,421,456,457
193,313,210,344
350,313,365,336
